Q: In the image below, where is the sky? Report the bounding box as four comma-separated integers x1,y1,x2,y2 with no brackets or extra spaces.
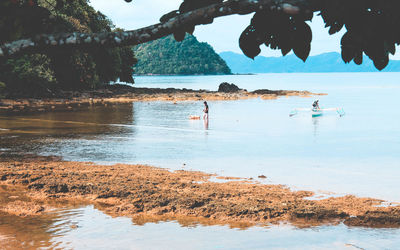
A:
88,0,399,59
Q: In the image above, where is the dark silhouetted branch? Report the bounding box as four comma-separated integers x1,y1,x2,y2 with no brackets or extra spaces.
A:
0,0,313,57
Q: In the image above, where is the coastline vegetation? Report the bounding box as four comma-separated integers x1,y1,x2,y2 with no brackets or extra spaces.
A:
0,0,137,97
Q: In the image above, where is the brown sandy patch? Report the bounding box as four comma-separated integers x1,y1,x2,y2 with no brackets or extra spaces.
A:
1,156,398,228
0,201,48,217
0,86,325,114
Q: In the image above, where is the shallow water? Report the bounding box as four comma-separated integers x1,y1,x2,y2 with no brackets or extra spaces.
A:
2,204,400,250
1,73,400,248
1,73,399,200
2,197,400,250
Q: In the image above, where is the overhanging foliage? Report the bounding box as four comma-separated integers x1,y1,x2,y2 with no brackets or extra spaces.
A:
1,0,400,70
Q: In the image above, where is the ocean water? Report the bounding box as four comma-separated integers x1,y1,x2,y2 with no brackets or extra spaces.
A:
2,73,399,200
1,73,400,248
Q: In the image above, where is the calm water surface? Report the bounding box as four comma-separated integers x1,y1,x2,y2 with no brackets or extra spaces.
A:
3,204,400,249
1,73,400,248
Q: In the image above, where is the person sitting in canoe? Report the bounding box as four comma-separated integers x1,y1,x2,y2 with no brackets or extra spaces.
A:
312,100,320,110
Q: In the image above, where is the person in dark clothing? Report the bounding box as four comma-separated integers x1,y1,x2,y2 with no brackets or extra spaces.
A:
312,100,320,110
203,101,209,120
203,101,209,129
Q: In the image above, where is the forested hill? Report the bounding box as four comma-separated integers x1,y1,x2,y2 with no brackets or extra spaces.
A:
134,35,231,75
220,51,400,73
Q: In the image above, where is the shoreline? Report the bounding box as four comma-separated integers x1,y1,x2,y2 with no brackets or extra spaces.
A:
1,155,399,228
0,85,325,114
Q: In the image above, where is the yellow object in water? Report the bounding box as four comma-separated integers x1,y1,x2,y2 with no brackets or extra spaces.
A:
189,115,200,120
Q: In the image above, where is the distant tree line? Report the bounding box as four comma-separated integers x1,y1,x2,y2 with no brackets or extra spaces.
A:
0,0,136,97
134,35,231,75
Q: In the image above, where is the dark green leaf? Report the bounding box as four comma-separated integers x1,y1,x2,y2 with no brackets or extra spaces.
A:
239,26,261,59
173,30,186,42
341,32,357,63
354,52,363,65
186,25,195,35
373,55,389,70
293,42,310,62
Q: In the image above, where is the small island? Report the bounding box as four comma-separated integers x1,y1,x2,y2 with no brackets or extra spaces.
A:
134,34,232,75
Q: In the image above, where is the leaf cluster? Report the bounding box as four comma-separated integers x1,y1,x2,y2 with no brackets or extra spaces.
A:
0,0,52,44
318,0,400,70
237,0,400,70
0,0,137,95
239,8,313,62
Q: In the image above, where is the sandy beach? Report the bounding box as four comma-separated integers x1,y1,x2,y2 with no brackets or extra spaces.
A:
1,155,399,229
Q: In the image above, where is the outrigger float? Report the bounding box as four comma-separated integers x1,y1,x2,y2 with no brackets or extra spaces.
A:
290,108,345,117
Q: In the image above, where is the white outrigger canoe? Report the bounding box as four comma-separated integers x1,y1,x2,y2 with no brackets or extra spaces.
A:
290,108,345,117
311,109,323,117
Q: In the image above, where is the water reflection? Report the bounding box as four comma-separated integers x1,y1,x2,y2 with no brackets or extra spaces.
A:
2,202,400,250
0,103,134,136
0,185,84,249
0,103,136,156
312,116,320,138
204,116,209,130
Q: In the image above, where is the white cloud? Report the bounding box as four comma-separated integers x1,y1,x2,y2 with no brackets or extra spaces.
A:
90,0,181,29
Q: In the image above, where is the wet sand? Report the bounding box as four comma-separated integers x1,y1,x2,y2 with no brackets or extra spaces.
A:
1,156,399,228
0,86,325,114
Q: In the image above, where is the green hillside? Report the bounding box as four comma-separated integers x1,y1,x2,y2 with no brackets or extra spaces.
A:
134,35,231,75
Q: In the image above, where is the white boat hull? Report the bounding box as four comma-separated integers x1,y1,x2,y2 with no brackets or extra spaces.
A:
311,109,323,117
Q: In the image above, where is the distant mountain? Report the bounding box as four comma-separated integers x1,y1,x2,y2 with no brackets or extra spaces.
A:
219,51,400,73
134,35,231,75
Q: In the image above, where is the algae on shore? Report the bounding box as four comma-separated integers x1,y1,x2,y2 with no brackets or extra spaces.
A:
1,156,399,228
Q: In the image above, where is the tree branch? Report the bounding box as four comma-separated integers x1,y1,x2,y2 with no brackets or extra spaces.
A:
0,0,313,58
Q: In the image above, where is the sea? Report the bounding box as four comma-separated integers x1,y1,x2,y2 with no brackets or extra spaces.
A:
0,73,400,249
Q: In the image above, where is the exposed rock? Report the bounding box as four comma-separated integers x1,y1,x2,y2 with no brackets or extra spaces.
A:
1,157,399,228
218,82,241,93
0,86,326,115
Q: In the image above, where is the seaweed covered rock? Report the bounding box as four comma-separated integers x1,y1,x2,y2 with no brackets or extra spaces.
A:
218,82,241,93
